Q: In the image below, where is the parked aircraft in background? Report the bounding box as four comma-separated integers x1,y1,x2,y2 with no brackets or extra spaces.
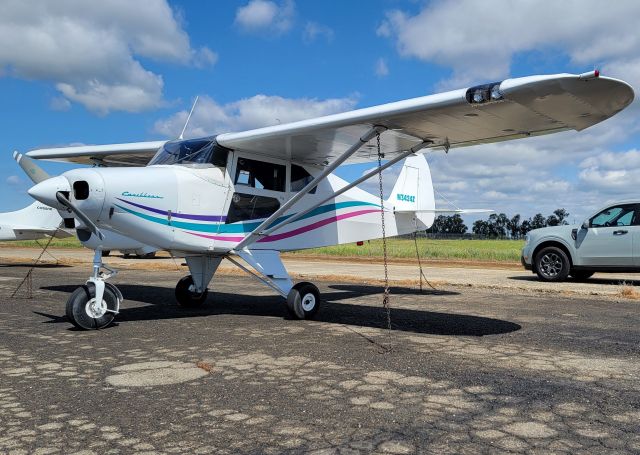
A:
24,71,634,330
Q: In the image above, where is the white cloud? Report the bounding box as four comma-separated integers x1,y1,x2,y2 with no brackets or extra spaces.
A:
153,94,358,138
375,58,389,77
235,0,295,34
303,22,334,43
0,0,216,114
378,0,640,88
6,175,23,186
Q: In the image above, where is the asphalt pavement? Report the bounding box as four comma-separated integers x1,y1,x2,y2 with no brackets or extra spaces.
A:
0,263,639,454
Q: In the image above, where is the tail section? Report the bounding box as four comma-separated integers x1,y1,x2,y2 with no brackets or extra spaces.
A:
387,154,435,228
0,201,65,240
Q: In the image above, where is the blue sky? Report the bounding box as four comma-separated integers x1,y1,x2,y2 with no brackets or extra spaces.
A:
1,0,638,225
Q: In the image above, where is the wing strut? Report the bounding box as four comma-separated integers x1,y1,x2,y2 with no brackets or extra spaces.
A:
233,125,387,251
260,140,431,238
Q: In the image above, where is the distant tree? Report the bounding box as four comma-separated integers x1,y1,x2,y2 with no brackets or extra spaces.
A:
531,213,547,230
508,214,521,238
428,214,468,234
519,219,532,236
553,208,570,225
472,219,490,236
447,214,468,234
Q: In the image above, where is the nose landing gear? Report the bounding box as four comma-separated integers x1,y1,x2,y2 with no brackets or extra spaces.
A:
65,250,122,330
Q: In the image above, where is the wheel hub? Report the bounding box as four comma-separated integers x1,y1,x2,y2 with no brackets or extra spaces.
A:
301,293,316,311
85,297,107,318
540,252,562,277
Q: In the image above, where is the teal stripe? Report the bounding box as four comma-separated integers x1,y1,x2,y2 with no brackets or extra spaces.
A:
115,200,379,234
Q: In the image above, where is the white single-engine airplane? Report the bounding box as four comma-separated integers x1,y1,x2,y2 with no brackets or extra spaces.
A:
24,71,633,330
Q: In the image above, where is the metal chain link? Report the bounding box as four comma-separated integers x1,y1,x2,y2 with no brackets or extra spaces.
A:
376,132,392,331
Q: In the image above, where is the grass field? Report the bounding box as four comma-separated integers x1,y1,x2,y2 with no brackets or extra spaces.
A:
0,236,525,262
290,238,524,262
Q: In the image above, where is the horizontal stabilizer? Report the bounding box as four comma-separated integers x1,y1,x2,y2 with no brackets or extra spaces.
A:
396,209,494,214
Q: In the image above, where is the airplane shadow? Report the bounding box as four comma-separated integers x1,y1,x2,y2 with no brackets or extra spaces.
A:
508,275,640,286
38,283,520,337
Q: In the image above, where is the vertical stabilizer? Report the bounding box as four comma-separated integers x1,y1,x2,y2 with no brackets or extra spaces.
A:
387,154,435,228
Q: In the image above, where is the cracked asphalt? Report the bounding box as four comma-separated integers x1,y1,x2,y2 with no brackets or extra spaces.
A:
0,262,638,454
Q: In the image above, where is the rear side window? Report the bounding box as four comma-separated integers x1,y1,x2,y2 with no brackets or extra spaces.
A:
226,193,281,223
234,158,285,192
290,164,316,194
590,204,637,227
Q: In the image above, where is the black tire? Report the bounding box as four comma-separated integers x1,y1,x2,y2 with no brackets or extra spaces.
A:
571,270,594,281
102,250,111,257
137,252,156,259
123,253,131,259
175,275,208,307
286,282,321,320
65,283,118,330
535,246,570,282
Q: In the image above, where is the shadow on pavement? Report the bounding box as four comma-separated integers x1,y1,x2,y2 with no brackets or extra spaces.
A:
39,283,521,336
508,275,639,286
0,262,71,268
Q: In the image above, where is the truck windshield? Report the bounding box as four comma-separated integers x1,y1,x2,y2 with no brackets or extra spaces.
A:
148,137,229,168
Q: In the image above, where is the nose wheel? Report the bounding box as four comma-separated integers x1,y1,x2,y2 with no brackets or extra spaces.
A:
66,282,120,330
65,249,122,330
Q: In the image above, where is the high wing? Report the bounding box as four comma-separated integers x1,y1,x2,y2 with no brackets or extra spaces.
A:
25,140,166,167
216,72,634,165
23,72,633,167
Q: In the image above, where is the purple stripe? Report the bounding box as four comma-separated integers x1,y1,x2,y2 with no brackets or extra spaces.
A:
116,198,226,222
187,209,381,243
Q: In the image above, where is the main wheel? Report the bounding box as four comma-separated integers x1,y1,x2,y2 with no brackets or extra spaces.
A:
286,282,321,320
175,275,208,307
137,252,156,259
570,270,594,281
65,283,118,330
535,246,570,282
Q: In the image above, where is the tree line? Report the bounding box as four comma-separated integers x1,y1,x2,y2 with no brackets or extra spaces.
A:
426,209,570,238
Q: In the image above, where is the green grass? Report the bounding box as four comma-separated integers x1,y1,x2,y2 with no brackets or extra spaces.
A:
288,238,524,262
0,237,82,249
0,236,525,262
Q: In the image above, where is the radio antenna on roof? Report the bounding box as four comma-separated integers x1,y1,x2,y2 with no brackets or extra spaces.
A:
178,95,199,140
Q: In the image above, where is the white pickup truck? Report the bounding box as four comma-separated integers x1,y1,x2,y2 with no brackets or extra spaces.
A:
521,201,640,281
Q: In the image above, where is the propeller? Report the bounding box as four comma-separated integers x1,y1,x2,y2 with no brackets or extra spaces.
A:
55,191,104,241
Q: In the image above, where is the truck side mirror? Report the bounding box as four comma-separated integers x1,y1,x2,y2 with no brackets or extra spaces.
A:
581,220,589,229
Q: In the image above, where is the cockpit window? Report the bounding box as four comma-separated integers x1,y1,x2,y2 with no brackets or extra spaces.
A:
148,137,229,168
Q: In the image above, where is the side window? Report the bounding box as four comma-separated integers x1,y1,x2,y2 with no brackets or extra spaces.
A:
291,164,316,194
226,193,281,223
590,205,636,227
234,157,285,192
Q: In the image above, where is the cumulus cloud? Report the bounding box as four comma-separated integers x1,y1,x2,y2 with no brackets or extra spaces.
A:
378,0,640,89
235,0,295,34
0,0,216,114
153,94,358,138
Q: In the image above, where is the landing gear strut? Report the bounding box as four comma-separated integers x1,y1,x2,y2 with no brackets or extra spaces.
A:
65,249,122,330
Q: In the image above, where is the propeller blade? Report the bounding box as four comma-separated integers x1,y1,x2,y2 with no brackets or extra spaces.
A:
55,191,104,241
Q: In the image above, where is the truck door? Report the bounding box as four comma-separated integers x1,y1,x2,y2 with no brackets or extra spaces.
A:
578,203,636,267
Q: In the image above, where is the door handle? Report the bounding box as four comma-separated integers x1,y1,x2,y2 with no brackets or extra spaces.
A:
613,230,628,235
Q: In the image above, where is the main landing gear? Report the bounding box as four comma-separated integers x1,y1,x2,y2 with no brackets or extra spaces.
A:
285,282,320,319
66,249,122,330
175,275,208,307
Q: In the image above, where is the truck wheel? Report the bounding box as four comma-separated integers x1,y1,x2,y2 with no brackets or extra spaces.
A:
535,246,570,282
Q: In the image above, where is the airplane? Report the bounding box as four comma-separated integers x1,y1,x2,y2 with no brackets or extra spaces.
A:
23,71,634,330
4,152,158,258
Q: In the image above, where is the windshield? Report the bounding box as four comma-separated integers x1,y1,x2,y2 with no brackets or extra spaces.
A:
148,137,229,168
